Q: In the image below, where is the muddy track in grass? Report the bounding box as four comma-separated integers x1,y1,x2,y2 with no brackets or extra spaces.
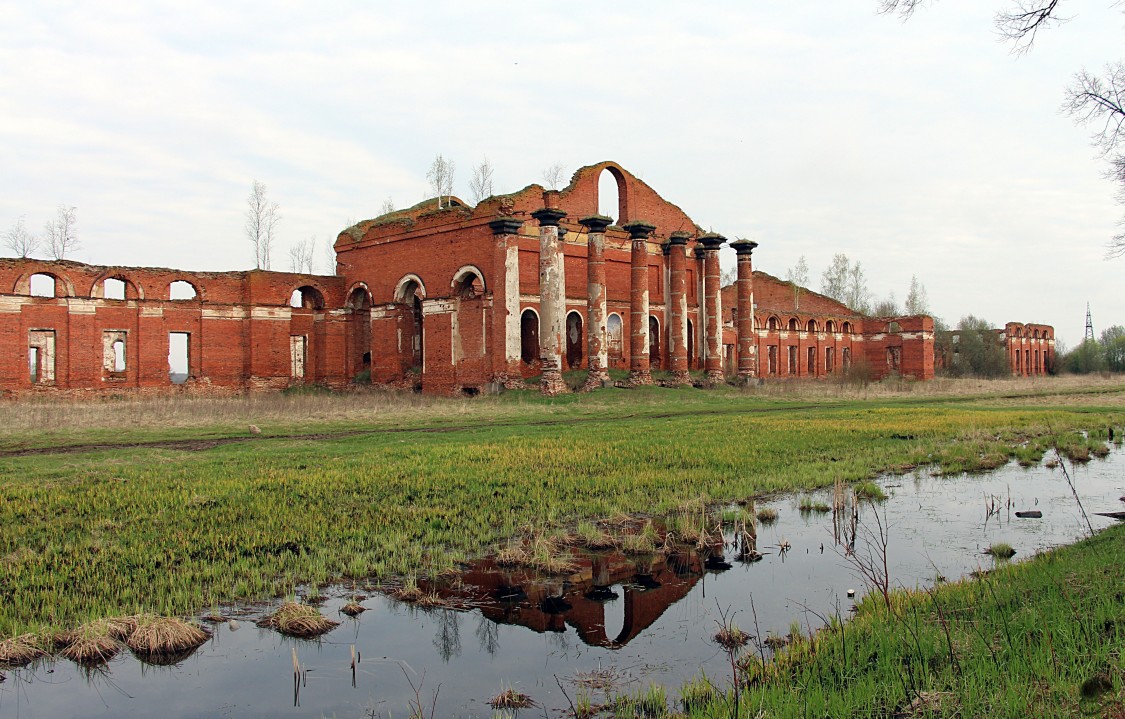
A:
0,403,838,458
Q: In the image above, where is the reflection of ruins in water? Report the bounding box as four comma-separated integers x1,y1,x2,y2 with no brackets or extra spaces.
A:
418,542,729,653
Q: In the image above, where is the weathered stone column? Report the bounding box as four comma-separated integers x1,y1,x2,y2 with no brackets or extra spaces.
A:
489,217,525,388
698,232,726,385
730,238,759,382
532,207,568,395
667,231,691,385
694,245,706,370
580,215,612,390
624,220,656,386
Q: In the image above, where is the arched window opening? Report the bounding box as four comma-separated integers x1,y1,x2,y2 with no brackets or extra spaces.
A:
767,316,780,331
806,319,818,333
397,279,425,369
566,311,584,369
788,318,799,332
826,320,837,333
520,309,539,364
104,278,126,300
607,313,624,361
886,321,902,333
648,316,661,369
347,287,372,310
169,280,198,300
290,286,325,310
453,270,483,299
30,274,56,298
597,168,624,224
842,321,852,334
347,287,372,379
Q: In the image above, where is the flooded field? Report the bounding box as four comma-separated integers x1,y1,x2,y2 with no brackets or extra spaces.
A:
2,450,1122,718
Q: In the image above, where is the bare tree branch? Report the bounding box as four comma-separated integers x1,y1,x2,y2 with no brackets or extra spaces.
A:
43,206,79,260
995,0,1066,54
877,0,930,18
468,156,495,204
426,155,455,209
288,235,316,274
245,181,280,270
3,217,40,258
540,163,566,191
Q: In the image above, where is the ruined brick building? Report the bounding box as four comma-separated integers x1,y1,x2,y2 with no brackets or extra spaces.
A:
1,161,1048,397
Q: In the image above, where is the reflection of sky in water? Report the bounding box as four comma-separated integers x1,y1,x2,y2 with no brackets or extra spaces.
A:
2,452,1122,718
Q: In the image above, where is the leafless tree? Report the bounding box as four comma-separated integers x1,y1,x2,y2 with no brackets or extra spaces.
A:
468,156,495,204
44,206,79,260
872,292,900,317
323,237,336,276
288,235,316,274
786,255,810,310
879,0,1064,52
4,217,39,258
821,253,872,314
379,196,395,215
905,274,929,314
426,154,455,209
246,181,280,270
540,162,566,191
881,1,1125,256
1064,62,1125,256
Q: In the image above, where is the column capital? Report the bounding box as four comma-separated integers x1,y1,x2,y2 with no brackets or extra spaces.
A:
488,217,524,235
579,215,613,233
668,231,692,246
660,241,672,256
622,220,656,240
531,208,567,227
559,225,569,240
697,232,727,250
693,246,707,260
730,239,759,256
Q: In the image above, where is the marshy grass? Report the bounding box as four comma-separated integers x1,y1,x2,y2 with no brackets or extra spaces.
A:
341,600,366,616
670,521,1125,717
852,480,887,501
985,542,1017,559
57,619,122,665
0,633,48,667
255,602,338,638
126,615,208,657
798,496,831,514
755,506,779,525
0,380,1121,640
487,685,535,710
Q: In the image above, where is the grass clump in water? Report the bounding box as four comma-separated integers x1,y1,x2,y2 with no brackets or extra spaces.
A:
798,496,831,514
0,633,48,668
126,615,208,657
852,480,887,501
756,506,779,525
256,602,338,638
985,542,1017,559
488,685,535,709
57,619,122,665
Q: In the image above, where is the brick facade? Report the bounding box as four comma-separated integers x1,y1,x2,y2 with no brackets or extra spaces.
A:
0,162,945,397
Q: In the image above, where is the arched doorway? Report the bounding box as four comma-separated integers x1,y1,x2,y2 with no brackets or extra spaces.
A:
686,319,695,370
566,311,584,369
347,286,372,379
598,167,626,223
648,316,661,370
520,309,539,365
394,277,425,370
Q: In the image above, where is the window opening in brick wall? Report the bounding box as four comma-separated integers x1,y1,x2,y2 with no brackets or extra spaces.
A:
102,331,127,374
30,274,55,297
168,332,190,384
104,278,126,300
565,311,583,369
607,312,623,363
520,309,539,365
648,316,660,369
169,281,197,300
290,335,307,378
28,330,55,383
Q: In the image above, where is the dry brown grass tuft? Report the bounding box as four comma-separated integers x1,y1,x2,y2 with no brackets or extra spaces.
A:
488,685,535,709
57,620,122,665
256,602,339,638
0,633,48,668
713,624,752,652
126,615,208,656
341,601,366,616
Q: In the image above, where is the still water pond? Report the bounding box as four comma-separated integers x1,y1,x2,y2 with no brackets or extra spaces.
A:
2,451,1123,718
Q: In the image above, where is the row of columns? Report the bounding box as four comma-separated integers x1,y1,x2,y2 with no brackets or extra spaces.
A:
500,209,758,395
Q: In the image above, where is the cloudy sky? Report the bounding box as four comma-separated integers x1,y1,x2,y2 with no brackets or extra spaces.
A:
1,2,1121,346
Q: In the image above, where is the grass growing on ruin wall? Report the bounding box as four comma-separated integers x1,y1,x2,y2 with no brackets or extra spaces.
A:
660,523,1125,718
0,383,1121,639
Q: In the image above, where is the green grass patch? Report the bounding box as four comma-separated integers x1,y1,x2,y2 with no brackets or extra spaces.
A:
0,386,1120,639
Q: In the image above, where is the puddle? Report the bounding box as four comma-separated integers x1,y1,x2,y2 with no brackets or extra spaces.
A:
2,450,1123,718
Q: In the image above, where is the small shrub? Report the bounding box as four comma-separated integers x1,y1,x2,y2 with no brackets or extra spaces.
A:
985,542,1016,559
853,481,887,501
756,506,779,525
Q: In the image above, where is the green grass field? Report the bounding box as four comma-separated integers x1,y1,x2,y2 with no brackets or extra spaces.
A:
0,377,1122,650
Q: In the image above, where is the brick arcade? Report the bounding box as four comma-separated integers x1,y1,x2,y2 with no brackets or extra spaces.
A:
0,162,1050,397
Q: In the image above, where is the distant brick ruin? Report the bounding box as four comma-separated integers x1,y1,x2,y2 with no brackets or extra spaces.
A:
0,162,1053,397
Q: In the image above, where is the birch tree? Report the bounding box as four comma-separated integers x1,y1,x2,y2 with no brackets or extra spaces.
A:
246,181,280,270
44,206,79,260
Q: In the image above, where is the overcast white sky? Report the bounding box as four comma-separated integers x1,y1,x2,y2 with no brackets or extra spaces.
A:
1,2,1121,347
